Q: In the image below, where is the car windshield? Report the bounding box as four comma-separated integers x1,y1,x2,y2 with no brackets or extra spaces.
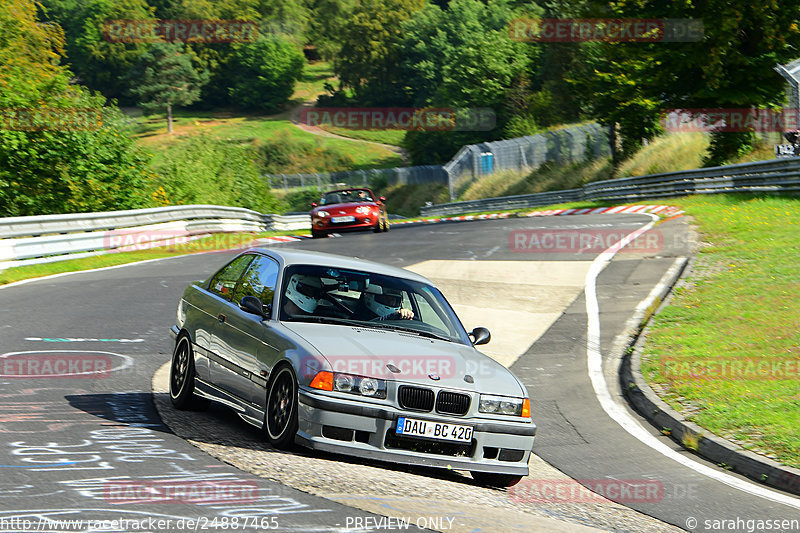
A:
279,264,470,345
320,189,373,205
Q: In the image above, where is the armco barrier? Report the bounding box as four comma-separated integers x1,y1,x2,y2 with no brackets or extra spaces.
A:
0,206,310,267
421,157,800,216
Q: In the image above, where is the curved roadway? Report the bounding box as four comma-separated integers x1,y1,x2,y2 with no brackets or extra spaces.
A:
0,214,798,532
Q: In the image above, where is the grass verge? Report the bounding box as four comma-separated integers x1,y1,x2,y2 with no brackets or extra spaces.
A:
641,194,800,468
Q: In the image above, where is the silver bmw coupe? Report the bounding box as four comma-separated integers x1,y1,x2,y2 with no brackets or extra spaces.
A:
169,248,535,487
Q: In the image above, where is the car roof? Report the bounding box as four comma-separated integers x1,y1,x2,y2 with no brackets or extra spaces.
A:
250,248,432,285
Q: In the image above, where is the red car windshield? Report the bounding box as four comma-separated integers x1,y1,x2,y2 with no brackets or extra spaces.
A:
320,189,374,205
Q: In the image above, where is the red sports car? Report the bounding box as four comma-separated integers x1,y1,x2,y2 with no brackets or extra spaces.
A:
309,188,390,238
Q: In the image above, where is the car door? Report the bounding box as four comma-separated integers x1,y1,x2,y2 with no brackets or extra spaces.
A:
185,254,254,381
213,254,282,404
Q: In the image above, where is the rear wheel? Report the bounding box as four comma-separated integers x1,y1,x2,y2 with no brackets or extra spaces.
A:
169,336,210,411
470,471,523,488
264,365,299,449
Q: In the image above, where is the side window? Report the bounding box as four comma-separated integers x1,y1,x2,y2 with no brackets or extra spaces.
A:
208,255,254,300
232,255,280,308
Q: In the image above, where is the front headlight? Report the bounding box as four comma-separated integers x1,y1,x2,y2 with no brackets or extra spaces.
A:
311,371,386,399
479,395,530,417
355,206,370,214
316,210,330,218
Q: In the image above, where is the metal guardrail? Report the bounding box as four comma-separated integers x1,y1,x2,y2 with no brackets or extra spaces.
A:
421,158,800,216
0,206,311,266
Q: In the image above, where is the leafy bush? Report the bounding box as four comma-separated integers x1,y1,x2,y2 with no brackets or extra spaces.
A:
0,0,155,216
151,134,282,213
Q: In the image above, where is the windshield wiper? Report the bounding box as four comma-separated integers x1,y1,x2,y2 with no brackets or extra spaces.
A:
361,322,453,342
286,316,365,326
286,316,454,342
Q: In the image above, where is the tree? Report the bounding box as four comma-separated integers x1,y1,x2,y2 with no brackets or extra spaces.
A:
129,43,208,133
226,35,304,113
39,0,156,104
0,0,155,216
398,0,532,163
578,0,800,164
333,0,425,105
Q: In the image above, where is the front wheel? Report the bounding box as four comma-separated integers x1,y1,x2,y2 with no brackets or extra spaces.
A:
264,365,299,449
169,336,209,411
471,471,523,488
311,229,326,239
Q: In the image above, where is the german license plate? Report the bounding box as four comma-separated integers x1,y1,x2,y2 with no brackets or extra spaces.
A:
396,417,473,443
331,216,355,223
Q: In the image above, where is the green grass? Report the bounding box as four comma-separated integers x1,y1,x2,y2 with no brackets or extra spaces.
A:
293,60,336,103
458,158,614,202
616,132,710,177
0,231,304,287
641,194,800,468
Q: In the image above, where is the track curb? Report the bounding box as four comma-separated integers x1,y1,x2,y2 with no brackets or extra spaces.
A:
390,204,685,228
619,257,800,497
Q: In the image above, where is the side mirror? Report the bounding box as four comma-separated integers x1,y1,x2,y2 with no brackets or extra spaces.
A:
379,196,386,202
240,295,267,319
310,202,318,208
469,327,491,346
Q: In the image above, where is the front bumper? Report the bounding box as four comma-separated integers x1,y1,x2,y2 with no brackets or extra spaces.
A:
313,216,378,233
297,389,535,475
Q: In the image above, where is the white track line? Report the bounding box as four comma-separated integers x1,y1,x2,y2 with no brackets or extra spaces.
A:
584,215,800,509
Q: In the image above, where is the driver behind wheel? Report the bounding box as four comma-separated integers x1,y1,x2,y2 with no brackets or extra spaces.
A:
356,284,414,321
284,274,322,315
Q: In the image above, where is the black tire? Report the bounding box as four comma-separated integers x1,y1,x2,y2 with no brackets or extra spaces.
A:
383,217,390,232
471,472,524,488
264,365,299,449
169,336,210,411
311,230,325,239
373,221,382,233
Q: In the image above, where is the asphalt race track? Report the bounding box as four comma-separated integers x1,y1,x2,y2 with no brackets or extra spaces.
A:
1,214,799,533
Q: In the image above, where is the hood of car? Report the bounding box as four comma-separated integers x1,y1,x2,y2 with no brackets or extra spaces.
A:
283,322,525,397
